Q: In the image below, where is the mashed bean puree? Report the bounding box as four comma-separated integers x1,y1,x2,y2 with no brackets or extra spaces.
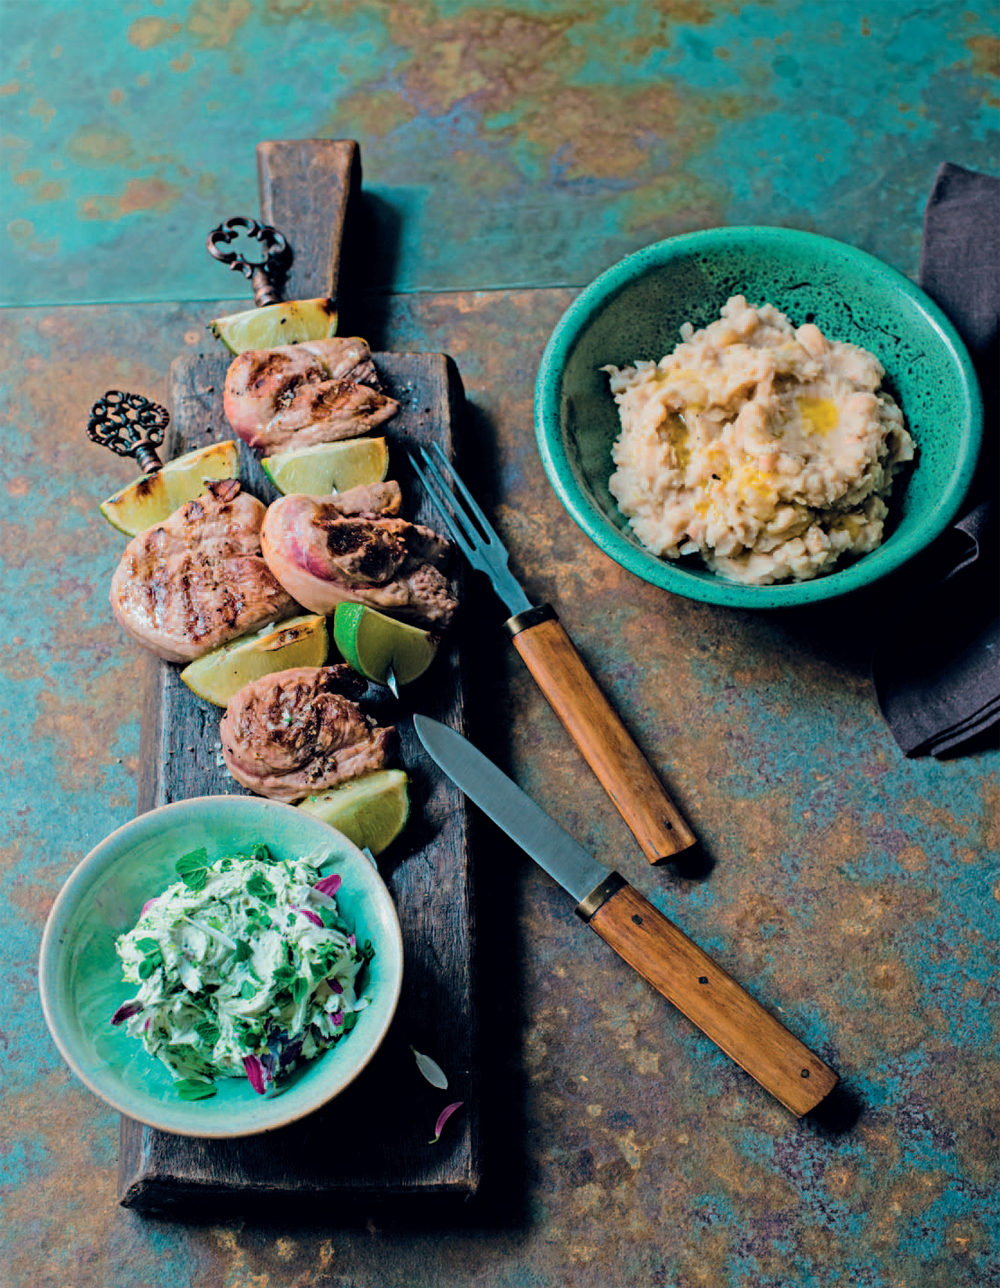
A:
606,296,914,585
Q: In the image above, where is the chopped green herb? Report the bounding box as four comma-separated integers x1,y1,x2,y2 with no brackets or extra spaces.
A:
138,949,163,979
176,847,209,888
176,1079,218,1101
246,871,275,902
195,1019,220,1046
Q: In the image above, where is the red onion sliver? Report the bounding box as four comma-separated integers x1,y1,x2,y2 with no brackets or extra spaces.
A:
243,1054,268,1095
430,1101,464,1143
313,874,342,897
110,999,144,1026
295,907,324,928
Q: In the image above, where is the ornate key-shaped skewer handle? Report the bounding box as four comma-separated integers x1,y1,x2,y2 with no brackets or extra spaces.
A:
87,390,169,476
206,216,291,306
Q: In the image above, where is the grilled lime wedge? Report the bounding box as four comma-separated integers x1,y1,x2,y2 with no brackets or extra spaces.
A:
99,440,240,536
298,769,411,856
333,602,439,687
262,437,390,496
208,297,338,355
179,614,328,706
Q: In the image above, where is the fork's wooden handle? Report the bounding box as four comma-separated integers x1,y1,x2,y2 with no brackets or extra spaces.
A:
584,881,839,1116
507,609,696,861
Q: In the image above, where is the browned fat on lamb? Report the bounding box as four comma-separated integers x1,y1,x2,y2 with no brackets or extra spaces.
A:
220,665,397,803
260,481,459,629
110,479,299,662
223,337,400,451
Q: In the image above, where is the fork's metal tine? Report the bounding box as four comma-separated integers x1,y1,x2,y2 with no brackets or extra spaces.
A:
407,445,532,615
425,442,503,547
408,449,481,565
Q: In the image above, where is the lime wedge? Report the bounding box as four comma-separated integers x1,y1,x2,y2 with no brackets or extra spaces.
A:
333,602,440,686
262,437,390,496
298,769,410,856
179,614,328,706
99,440,240,536
208,298,338,355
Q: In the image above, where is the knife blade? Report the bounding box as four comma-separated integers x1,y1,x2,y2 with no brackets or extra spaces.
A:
413,714,839,1118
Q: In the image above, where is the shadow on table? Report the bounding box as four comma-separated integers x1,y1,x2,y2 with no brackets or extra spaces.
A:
804,1081,865,1136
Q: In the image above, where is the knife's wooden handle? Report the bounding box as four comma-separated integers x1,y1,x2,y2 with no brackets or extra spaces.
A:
510,614,696,861
587,882,839,1116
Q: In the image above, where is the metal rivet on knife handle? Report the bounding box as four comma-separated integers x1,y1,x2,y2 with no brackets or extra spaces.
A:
509,612,697,862
206,216,291,306
87,391,168,476
588,881,839,1117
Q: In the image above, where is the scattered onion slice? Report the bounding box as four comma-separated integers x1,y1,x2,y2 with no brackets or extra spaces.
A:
430,1101,464,1144
411,1045,449,1089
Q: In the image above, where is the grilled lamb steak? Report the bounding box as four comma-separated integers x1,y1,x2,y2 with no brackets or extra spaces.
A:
223,337,400,451
110,479,298,662
220,665,397,803
261,482,459,628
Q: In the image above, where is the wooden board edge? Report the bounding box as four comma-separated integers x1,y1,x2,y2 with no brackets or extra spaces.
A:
256,139,361,303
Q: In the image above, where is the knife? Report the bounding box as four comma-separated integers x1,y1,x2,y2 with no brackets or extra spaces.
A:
409,442,697,864
413,714,839,1117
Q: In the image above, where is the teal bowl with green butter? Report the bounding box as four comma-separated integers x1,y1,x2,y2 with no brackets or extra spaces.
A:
39,796,404,1138
534,227,983,608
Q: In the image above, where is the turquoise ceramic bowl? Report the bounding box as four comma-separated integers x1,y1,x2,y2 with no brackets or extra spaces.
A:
39,796,403,1138
534,227,983,608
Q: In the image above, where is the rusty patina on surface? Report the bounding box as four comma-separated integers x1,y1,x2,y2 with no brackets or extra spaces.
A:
3,2,998,306
4,285,997,1286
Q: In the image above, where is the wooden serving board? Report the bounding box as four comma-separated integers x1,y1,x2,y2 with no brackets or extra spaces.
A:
117,141,481,1213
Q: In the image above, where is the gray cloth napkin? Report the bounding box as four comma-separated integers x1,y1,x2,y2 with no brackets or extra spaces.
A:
872,162,999,757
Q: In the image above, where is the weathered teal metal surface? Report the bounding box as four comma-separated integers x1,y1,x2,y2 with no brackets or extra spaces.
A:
2,2,999,1284
2,1,997,306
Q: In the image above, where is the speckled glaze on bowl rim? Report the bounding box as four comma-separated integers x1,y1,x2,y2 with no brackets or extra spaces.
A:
39,795,404,1138
534,226,983,609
